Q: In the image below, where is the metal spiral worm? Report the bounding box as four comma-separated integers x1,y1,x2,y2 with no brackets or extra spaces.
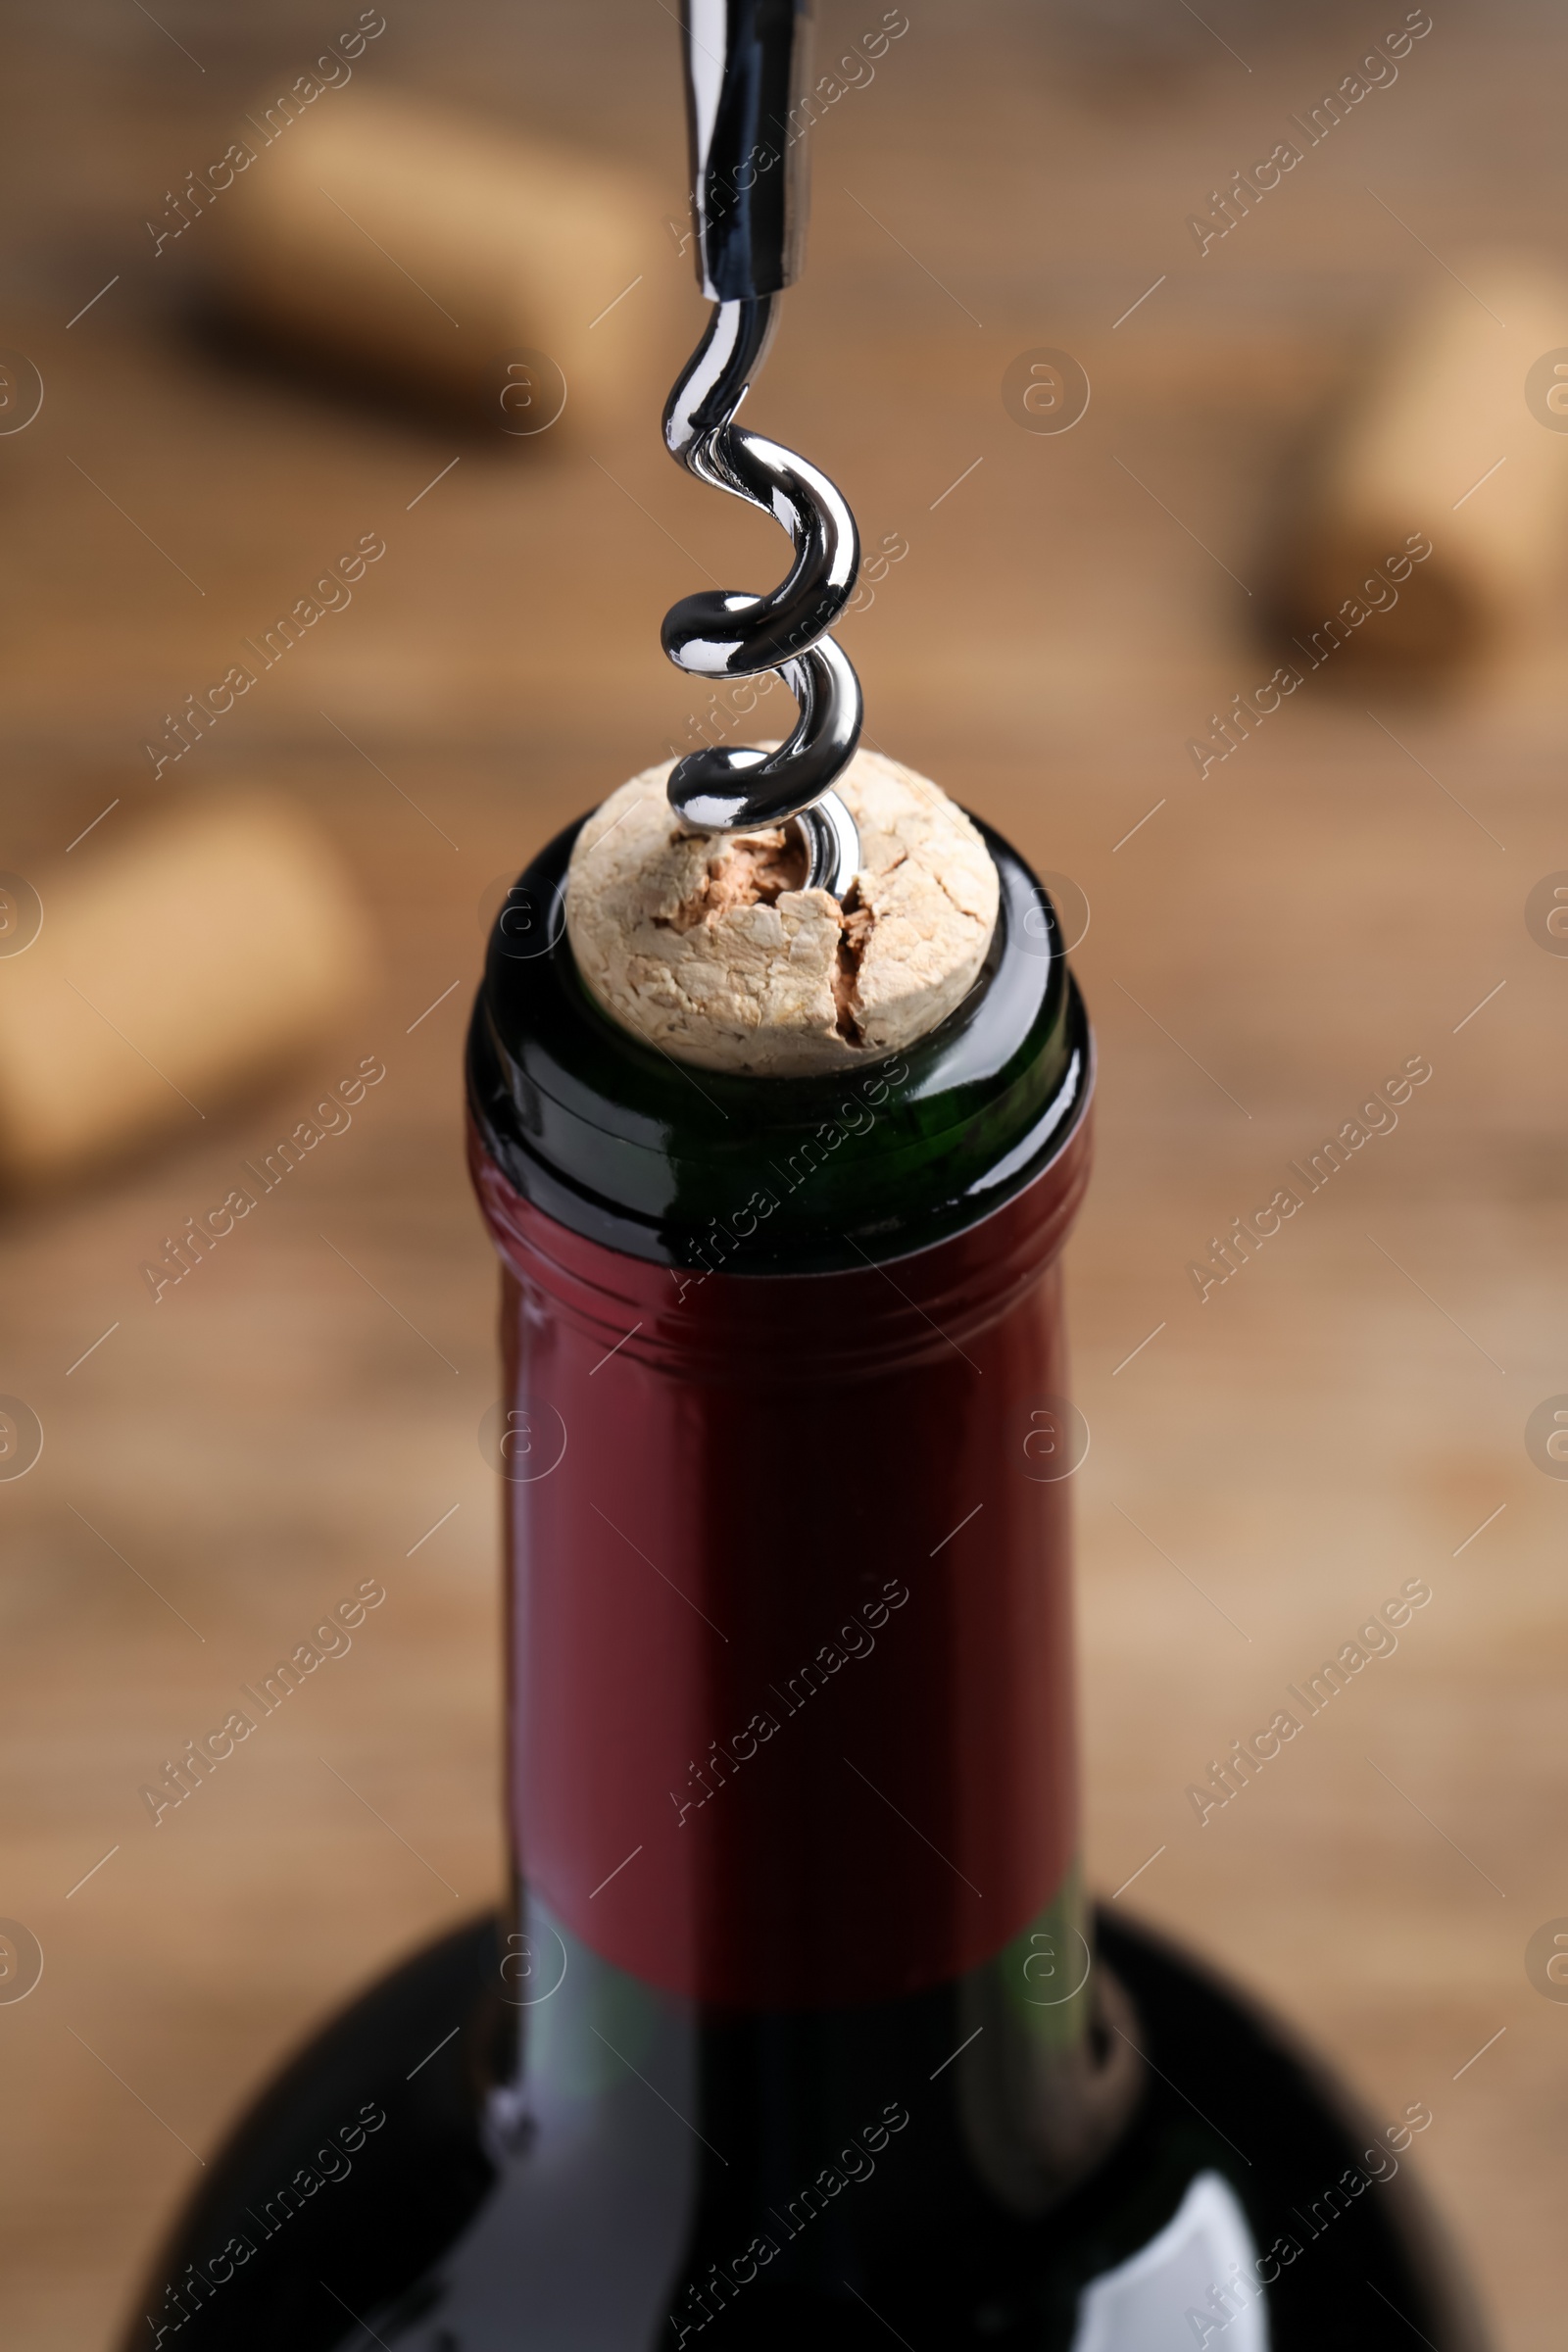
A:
662,295,863,898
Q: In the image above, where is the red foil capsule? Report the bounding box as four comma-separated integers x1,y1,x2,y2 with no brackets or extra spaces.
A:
469,1094,1091,2012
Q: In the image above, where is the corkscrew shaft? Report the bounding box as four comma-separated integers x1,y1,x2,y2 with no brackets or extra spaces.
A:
663,2,862,898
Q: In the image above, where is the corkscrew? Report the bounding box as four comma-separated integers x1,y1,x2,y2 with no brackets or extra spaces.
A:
662,0,862,899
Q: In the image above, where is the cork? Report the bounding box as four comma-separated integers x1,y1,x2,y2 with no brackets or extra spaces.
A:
1275,253,1568,667
564,750,1000,1076
0,794,374,1186
204,86,662,435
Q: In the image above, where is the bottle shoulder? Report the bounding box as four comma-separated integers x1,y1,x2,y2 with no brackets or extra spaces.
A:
121,1913,1483,2352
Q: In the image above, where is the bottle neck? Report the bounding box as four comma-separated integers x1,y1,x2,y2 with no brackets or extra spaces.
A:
465,810,1134,2226
470,1124,1135,2219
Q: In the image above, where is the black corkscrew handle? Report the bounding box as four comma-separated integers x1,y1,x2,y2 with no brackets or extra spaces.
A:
682,0,813,301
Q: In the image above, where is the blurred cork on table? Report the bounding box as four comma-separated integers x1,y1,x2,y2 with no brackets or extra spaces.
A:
199,78,666,437
0,793,375,1190
1268,252,1568,673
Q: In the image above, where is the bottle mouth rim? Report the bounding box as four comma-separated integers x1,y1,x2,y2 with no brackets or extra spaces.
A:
467,811,1091,1276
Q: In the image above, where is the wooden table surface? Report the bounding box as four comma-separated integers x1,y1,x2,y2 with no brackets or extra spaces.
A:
3,2,1566,2343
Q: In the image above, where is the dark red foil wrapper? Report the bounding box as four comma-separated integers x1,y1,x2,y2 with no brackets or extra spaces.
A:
469,1102,1091,2012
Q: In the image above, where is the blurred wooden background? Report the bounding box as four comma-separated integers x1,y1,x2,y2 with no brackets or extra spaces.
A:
3,1,1567,2343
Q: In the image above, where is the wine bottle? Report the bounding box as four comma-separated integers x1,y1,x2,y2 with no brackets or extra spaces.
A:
122,814,1484,2351
122,7,1485,2341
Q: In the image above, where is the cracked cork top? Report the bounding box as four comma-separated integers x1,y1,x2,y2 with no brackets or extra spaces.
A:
564,749,1001,1077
